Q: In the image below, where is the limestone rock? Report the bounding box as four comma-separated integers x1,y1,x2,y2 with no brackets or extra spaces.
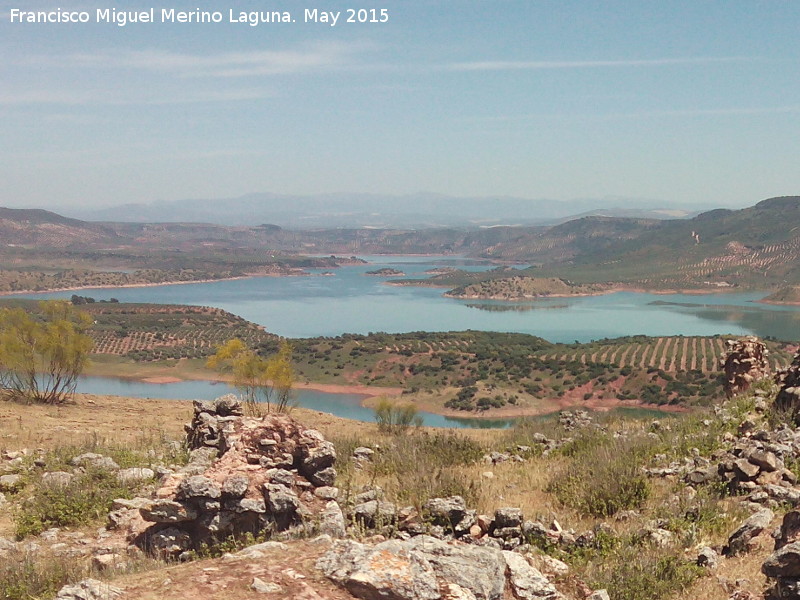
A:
442,583,478,600
763,542,800,578
137,399,340,554
116,468,154,484
353,500,397,528
319,535,562,600
503,550,564,599
724,508,773,556
0,473,22,492
55,578,122,600
423,496,467,527
404,536,507,599
70,453,119,471
721,337,770,398
317,538,440,600
177,475,221,500
251,577,282,594
148,527,192,556
42,471,74,488
493,507,523,529
776,349,800,423
319,500,346,538
140,500,198,523
697,546,719,569
775,510,800,550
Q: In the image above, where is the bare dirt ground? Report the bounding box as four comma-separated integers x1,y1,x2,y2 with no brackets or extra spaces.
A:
113,542,352,600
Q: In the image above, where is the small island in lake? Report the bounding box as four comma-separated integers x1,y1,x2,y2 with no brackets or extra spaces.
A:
444,276,609,300
364,268,406,276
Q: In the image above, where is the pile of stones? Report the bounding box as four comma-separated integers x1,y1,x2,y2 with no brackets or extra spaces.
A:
775,347,800,421
129,396,345,557
683,426,800,508
762,509,800,599
721,337,771,398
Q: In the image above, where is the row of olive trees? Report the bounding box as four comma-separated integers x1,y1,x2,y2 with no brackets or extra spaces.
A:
0,301,93,404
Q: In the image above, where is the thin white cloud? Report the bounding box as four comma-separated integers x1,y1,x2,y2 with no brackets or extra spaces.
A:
447,56,753,72
0,87,275,106
462,105,800,123
19,41,364,78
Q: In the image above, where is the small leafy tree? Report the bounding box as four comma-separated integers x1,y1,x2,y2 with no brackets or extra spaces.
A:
206,338,295,416
374,397,423,432
0,301,93,404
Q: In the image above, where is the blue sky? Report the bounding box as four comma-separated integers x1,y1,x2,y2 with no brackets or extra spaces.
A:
1,1,799,211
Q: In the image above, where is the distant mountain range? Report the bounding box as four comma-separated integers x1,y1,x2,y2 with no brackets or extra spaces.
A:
59,192,706,228
2,195,799,291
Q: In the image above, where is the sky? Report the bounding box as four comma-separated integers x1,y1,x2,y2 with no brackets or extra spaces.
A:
1,0,800,212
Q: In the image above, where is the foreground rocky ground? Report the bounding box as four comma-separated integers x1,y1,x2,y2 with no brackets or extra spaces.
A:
3,341,800,599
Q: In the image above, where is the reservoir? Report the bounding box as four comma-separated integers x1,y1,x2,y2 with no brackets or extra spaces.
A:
24,255,800,342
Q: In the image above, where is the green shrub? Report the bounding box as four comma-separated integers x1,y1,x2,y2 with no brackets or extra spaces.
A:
15,468,138,538
0,549,91,600
334,429,485,510
591,550,702,600
373,398,423,432
548,435,651,517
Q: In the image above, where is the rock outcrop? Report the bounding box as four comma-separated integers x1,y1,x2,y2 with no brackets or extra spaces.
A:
762,510,800,599
317,535,564,600
135,396,339,556
721,337,771,398
775,348,800,423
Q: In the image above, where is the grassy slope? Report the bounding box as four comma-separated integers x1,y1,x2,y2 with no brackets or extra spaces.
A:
0,387,781,600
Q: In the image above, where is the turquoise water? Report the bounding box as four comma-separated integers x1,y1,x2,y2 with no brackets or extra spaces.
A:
75,376,514,430
21,254,800,427
23,255,800,342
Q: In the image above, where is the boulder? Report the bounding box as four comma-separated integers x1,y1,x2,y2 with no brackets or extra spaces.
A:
148,527,192,557
776,349,800,423
775,510,800,549
319,500,346,538
116,468,154,484
55,579,122,600
177,475,221,500
749,450,780,473
697,546,719,569
423,496,467,527
70,453,119,471
251,577,282,594
502,550,564,599
317,538,440,600
42,471,74,488
763,542,800,578
724,508,773,556
318,535,552,600
0,473,22,492
140,499,198,523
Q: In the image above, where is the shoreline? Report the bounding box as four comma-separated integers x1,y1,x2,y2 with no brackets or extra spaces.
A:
361,390,689,419
443,284,766,302
0,269,338,297
101,369,685,420
0,275,252,297
96,369,401,400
